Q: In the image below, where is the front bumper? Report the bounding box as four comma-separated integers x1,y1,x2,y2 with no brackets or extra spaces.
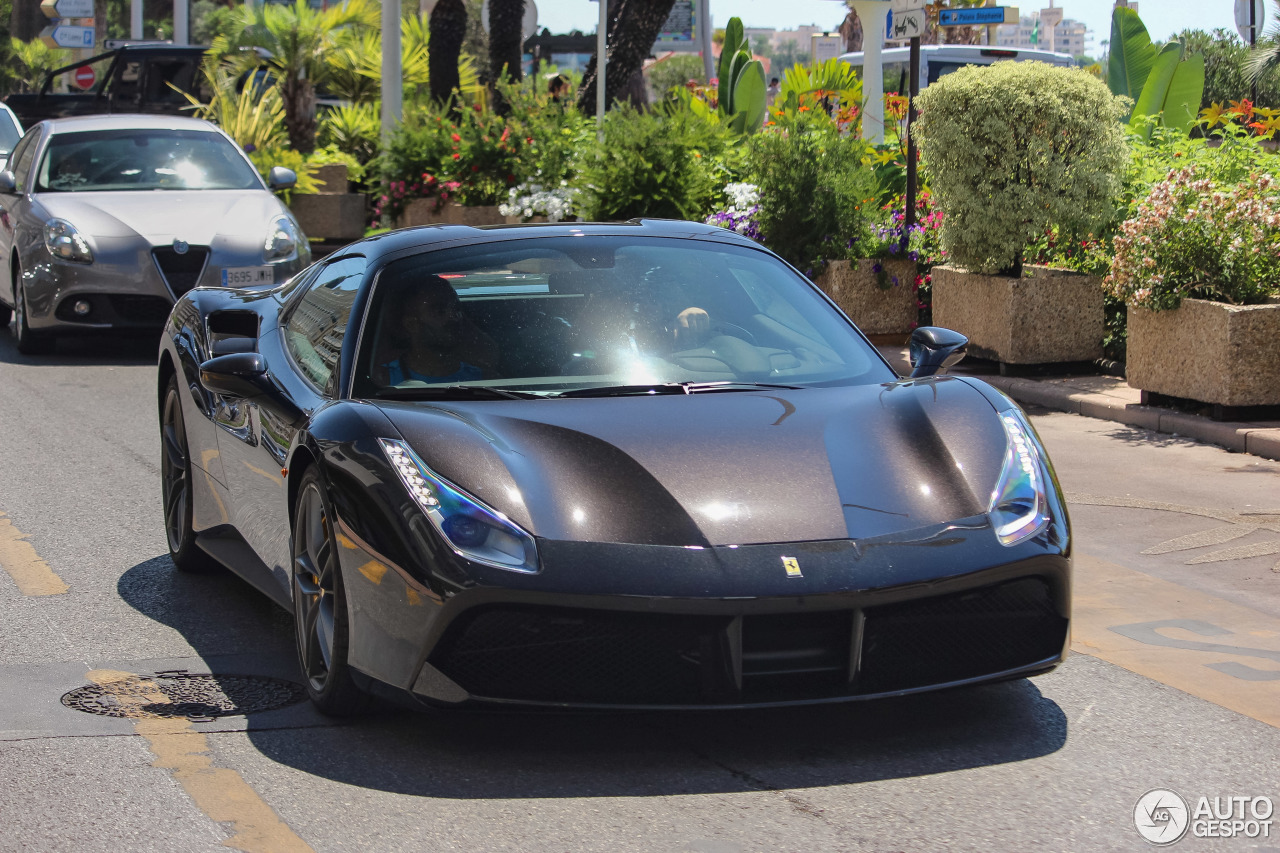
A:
336,517,1071,710
25,240,305,333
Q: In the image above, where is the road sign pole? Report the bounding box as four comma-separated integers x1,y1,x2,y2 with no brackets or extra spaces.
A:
596,0,606,138
1252,0,1258,104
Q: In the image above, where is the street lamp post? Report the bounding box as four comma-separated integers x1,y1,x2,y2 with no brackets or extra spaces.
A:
848,0,892,144
382,0,403,146
594,0,606,135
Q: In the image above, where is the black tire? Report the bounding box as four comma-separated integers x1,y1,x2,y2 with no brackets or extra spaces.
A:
160,374,219,573
291,467,368,716
13,263,54,355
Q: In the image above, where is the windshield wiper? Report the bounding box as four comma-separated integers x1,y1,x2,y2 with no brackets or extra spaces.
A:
374,384,541,401
555,381,804,398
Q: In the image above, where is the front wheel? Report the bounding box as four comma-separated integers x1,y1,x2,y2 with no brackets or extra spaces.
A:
291,467,368,716
13,266,53,355
160,375,218,573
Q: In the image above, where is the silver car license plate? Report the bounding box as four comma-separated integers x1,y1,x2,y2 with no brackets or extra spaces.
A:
222,266,274,286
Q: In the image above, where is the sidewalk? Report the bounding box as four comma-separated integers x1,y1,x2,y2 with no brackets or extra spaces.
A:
876,345,1280,463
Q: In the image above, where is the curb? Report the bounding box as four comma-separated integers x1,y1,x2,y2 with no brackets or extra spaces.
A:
981,375,1280,462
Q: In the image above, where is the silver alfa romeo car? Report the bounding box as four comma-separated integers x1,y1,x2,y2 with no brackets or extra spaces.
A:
0,114,310,353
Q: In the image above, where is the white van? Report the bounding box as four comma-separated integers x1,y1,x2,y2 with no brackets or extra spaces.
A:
839,44,1077,93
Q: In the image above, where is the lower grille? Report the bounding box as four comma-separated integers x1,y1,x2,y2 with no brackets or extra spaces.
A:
107,295,174,325
857,577,1066,694
430,577,1065,706
152,246,210,298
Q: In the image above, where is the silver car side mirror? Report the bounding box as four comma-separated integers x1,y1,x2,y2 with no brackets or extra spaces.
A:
267,166,297,191
0,171,16,194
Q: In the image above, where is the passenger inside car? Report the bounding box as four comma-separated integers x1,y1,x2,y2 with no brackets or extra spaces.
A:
373,275,501,385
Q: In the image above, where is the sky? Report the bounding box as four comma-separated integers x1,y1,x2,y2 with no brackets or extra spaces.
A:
531,0,1264,56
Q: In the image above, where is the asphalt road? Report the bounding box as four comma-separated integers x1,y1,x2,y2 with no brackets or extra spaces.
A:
0,331,1277,853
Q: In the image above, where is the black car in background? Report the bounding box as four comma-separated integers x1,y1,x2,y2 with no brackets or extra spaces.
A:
158,219,1071,714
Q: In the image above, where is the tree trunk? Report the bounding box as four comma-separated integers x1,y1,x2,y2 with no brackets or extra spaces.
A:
429,0,467,106
281,77,318,155
488,0,524,114
576,0,676,114
11,0,43,42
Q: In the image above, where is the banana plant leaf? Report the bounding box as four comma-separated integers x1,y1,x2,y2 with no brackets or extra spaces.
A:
1160,52,1205,133
1130,42,1183,126
1108,7,1156,108
731,60,766,134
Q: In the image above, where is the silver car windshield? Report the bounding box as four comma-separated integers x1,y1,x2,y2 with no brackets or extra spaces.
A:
350,236,895,398
36,128,262,192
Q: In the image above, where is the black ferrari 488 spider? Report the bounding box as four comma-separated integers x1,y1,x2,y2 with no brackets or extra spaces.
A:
157,219,1070,715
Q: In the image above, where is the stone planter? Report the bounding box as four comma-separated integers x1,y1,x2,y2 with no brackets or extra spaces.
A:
397,200,505,228
1126,298,1280,408
814,259,918,335
288,163,366,241
931,264,1103,364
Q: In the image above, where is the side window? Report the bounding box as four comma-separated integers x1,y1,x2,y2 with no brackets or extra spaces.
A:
284,256,366,393
9,133,37,193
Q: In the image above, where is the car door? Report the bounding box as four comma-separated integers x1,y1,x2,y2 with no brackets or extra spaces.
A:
215,255,367,589
0,130,41,308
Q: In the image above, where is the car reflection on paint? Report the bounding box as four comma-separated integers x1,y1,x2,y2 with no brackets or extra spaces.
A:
0,113,309,354
157,219,1071,715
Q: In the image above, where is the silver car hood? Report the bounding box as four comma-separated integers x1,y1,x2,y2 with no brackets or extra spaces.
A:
37,190,287,245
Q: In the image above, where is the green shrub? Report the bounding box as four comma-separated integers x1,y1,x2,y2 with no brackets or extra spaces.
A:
745,124,881,271
319,103,381,169
914,61,1130,275
576,106,733,222
648,54,707,98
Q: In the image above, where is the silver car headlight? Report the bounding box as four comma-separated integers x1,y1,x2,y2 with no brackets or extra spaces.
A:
44,218,93,264
263,215,301,264
988,408,1051,547
380,439,539,574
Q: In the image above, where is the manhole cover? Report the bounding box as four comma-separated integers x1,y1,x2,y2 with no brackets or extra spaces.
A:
61,672,306,720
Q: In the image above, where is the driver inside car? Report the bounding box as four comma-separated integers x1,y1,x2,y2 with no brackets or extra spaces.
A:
375,276,500,385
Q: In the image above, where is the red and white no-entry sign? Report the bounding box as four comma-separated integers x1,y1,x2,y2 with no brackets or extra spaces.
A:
73,65,95,89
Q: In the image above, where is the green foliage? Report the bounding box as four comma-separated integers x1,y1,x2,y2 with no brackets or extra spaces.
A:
1107,8,1205,132
180,65,288,154
1178,28,1280,110
914,61,1130,276
9,38,68,94
771,59,862,131
318,103,380,167
323,13,484,106
1108,7,1157,106
745,126,881,271
576,106,734,222
716,17,767,135
246,146,321,202
648,54,707,99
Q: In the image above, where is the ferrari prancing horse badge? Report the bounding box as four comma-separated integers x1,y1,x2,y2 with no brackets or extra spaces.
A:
781,556,802,578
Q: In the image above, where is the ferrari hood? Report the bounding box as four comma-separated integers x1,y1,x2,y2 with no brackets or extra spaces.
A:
376,378,1011,547
37,190,287,245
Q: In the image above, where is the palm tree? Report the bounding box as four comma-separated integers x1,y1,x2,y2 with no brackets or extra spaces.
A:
577,0,678,113
225,0,378,154
323,14,483,107
488,0,524,112
9,38,68,94
429,0,468,106
1248,0,1280,83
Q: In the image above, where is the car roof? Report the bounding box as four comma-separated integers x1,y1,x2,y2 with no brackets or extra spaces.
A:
338,219,766,264
40,114,221,134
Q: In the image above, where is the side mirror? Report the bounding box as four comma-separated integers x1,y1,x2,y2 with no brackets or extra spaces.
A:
200,351,270,398
908,326,968,378
267,166,297,191
0,171,16,194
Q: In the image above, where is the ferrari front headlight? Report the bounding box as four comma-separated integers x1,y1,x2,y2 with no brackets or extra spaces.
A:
988,408,1050,547
263,215,301,263
44,218,93,264
380,438,538,574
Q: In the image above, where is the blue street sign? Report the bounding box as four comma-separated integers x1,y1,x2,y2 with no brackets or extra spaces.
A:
939,7,1013,26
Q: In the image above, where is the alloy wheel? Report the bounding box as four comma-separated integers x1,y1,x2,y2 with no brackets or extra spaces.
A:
160,385,188,555
293,483,337,691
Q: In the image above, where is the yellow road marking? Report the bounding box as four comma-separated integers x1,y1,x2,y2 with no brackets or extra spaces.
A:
0,512,68,596
87,669,315,853
1072,553,1280,728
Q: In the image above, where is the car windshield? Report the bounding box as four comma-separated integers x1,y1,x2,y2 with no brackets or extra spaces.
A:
350,236,894,399
35,128,262,192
